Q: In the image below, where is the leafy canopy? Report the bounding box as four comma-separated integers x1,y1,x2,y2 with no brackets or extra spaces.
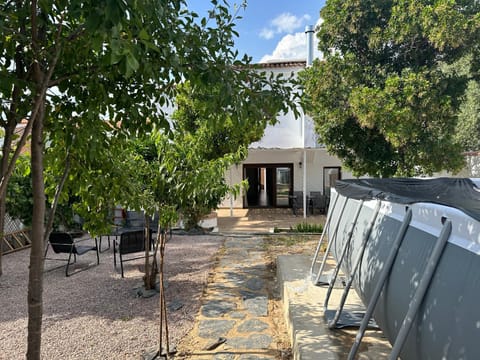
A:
0,1,300,357
301,0,480,177
1,0,298,236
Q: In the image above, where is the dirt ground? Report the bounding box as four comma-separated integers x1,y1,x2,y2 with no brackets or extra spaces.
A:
0,209,322,359
0,234,224,359
262,235,320,358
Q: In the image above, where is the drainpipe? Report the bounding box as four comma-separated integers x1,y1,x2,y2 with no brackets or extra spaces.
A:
229,168,233,217
305,25,314,66
303,149,307,219
302,25,315,218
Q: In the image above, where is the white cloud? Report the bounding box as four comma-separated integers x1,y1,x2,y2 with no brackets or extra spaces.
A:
271,13,311,34
260,28,275,40
260,24,323,63
260,33,306,62
259,12,311,40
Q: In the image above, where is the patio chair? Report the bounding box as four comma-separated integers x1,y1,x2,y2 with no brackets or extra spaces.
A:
113,229,154,278
291,191,304,215
310,191,327,214
45,232,100,277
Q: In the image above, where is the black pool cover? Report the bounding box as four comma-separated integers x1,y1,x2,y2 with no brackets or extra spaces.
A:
335,177,480,222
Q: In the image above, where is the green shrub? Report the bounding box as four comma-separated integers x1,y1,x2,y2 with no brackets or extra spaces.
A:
291,222,323,233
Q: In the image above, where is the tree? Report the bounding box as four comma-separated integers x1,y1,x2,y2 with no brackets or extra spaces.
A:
1,1,189,355
456,79,480,151
170,80,286,228
1,1,297,358
155,131,244,230
447,54,480,151
7,154,85,231
301,0,480,177
172,82,269,160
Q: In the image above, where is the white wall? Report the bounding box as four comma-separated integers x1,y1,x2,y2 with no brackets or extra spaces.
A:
250,63,319,150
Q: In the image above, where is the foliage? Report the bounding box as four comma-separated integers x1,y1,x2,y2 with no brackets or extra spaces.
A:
1,0,299,357
445,54,480,152
301,0,480,177
154,131,244,230
1,0,298,237
6,155,79,230
6,155,93,230
44,132,145,235
6,155,33,226
172,82,268,160
273,222,323,233
291,222,323,233
456,79,480,151
166,77,296,229
438,53,480,152
37,0,297,236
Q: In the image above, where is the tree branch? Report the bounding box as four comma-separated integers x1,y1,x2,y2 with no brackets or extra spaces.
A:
43,149,71,242
0,9,65,198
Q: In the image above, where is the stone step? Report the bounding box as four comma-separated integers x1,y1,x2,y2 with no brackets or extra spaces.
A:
276,254,392,359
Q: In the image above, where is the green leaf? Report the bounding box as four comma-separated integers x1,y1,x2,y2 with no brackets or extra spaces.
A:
125,52,139,77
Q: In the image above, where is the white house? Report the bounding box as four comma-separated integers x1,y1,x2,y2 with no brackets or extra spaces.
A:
219,54,353,213
219,27,354,214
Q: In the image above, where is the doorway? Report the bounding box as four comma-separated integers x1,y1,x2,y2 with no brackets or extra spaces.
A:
243,164,293,208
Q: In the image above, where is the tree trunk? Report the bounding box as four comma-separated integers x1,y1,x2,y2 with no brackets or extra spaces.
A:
26,99,46,360
0,196,5,277
0,80,26,277
0,114,32,277
0,128,13,277
158,229,170,358
44,152,71,242
144,213,151,290
149,230,160,289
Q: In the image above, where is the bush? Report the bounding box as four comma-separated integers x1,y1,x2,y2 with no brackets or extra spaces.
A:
273,222,324,233
291,222,323,233
6,154,79,230
6,155,33,226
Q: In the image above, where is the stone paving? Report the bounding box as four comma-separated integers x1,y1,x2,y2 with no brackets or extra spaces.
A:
178,235,288,359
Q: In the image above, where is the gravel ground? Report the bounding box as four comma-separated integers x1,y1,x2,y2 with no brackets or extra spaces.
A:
0,234,223,360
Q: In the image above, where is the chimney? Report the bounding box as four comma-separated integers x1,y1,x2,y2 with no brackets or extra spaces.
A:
305,25,314,66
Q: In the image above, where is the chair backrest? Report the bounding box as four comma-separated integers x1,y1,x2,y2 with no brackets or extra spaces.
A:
119,230,151,255
126,211,145,228
293,191,303,206
49,232,74,254
125,211,158,232
310,191,326,207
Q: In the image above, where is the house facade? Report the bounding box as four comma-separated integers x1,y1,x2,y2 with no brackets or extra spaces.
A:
219,60,353,212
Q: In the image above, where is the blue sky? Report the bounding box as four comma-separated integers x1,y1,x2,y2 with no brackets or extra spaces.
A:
187,1,326,63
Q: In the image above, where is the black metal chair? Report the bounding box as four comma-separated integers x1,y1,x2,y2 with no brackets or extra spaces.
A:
291,191,304,215
45,232,100,277
113,229,154,278
310,191,327,214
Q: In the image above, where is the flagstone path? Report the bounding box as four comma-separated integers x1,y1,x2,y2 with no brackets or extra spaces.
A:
176,235,291,359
